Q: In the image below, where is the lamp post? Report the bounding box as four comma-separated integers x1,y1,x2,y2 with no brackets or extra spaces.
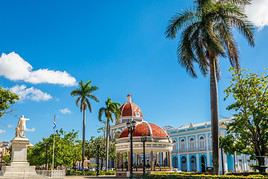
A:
96,142,100,176
141,136,147,177
45,143,48,170
127,119,136,178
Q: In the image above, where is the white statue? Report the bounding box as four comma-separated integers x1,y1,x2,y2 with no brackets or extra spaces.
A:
15,115,29,138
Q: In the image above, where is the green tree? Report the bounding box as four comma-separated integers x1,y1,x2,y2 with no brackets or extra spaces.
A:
86,136,106,170
71,80,99,169
219,135,245,173
98,98,120,170
0,87,19,118
28,129,81,168
225,69,268,173
166,0,255,174
2,151,11,165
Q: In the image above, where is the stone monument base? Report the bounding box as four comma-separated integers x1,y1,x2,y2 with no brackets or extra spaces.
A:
2,163,37,177
1,137,45,178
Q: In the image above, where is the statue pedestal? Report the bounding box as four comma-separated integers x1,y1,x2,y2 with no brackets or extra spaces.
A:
2,137,40,178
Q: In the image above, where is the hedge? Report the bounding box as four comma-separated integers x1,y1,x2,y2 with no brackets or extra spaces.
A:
145,172,268,179
66,169,115,176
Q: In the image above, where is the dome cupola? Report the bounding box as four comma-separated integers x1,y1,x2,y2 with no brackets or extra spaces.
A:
119,94,143,123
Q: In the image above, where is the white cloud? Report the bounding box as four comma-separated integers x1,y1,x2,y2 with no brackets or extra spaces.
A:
10,85,52,102
25,128,36,132
7,124,13,128
0,129,6,134
60,108,71,114
0,52,77,86
245,0,268,29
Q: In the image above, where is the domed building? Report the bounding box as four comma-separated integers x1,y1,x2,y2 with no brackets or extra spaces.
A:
110,94,144,139
111,95,173,176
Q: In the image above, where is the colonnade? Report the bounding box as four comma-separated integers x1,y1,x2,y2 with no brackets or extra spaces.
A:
116,150,172,171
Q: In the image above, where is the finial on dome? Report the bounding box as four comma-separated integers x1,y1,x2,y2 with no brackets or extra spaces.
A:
127,94,132,103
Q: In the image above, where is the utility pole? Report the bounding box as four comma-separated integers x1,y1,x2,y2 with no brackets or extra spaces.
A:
52,115,56,170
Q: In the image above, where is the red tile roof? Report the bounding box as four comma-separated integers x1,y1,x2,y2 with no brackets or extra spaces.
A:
119,121,169,138
120,102,143,118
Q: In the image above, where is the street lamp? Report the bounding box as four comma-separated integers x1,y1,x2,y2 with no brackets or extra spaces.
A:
45,143,49,170
127,119,136,178
96,142,100,176
141,136,147,177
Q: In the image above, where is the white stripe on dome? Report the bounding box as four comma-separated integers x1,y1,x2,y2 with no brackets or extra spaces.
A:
143,121,153,136
120,103,127,119
161,126,169,137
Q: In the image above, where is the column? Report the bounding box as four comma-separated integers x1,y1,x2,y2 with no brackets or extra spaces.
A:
155,152,158,170
195,134,198,152
196,153,200,172
161,152,164,166
178,154,181,170
169,151,172,170
150,151,154,171
187,154,190,172
206,133,210,167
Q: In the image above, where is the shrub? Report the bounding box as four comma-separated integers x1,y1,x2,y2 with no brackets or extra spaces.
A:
66,169,115,176
145,172,268,179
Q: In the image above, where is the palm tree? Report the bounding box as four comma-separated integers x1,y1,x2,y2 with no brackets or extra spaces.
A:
71,80,99,170
166,0,254,174
98,98,120,171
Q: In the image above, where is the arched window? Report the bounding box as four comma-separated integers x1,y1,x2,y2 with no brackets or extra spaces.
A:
189,137,195,151
208,135,212,149
181,156,187,171
180,138,186,152
173,139,177,151
172,156,178,168
199,136,206,150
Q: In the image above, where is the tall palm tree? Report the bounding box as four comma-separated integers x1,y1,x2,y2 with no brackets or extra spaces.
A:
166,0,254,174
98,98,120,171
71,80,99,169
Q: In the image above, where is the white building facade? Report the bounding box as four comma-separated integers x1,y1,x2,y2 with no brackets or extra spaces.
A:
165,119,255,173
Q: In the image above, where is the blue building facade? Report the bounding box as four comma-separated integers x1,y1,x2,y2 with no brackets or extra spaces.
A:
164,119,246,173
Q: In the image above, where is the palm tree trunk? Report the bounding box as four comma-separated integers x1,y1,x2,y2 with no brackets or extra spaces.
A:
209,57,219,175
105,119,110,171
82,108,86,170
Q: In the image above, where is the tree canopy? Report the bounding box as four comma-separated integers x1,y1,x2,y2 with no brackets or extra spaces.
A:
0,87,19,118
28,129,82,169
165,0,254,78
224,69,268,173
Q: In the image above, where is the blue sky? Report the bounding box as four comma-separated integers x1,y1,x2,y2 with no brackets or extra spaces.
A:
0,0,267,143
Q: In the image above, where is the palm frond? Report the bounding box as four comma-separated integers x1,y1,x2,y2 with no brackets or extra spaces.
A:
205,27,225,57
228,15,255,46
70,89,81,96
89,85,98,93
217,22,240,69
222,0,251,5
75,97,81,107
192,32,209,76
178,22,200,77
166,10,196,39
98,107,106,122
85,98,92,113
88,95,99,103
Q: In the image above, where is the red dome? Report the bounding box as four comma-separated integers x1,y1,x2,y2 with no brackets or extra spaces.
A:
120,95,143,118
119,121,169,138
